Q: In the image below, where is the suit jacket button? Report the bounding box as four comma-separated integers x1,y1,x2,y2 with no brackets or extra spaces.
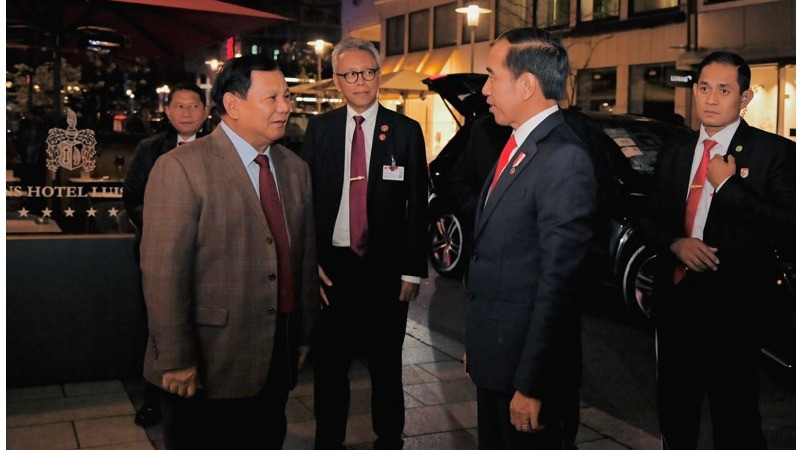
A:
268,273,277,281
267,307,277,316
469,293,475,301
472,254,477,261
266,237,274,244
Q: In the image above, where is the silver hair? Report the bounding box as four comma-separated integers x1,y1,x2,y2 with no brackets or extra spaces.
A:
331,37,381,73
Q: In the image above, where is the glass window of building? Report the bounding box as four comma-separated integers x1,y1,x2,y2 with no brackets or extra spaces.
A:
631,0,678,14
580,0,619,21
743,63,780,135
575,67,617,112
629,63,677,123
496,0,532,37
409,9,430,52
536,0,570,28
386,15,406,56
434,2,458,48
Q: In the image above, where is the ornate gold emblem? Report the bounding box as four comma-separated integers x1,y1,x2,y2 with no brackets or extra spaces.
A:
46,108,97,173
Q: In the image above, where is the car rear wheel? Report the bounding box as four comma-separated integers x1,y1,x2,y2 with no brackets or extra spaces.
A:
622,245,656,318
429,212,464,277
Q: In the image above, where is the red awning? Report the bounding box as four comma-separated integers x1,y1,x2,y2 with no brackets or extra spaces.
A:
8,0,291,59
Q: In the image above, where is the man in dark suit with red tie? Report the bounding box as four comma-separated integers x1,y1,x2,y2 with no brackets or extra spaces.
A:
301,37,428,450
464,28,596,450
639,51,795,449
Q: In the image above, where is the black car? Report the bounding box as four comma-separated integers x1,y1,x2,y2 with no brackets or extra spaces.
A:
423,73,794,370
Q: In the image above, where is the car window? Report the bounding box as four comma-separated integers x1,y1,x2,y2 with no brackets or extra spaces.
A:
600,121,683,175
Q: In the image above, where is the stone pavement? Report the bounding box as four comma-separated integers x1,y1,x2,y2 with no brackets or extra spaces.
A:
6,318,660,450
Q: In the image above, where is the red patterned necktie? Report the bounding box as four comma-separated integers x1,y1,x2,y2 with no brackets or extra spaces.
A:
488,134,517,195
674,138,717,284
350,115,369,256
254,154,294,313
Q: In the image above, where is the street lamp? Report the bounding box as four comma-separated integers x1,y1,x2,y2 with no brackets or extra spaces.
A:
307,39,332,112
455,3,492,73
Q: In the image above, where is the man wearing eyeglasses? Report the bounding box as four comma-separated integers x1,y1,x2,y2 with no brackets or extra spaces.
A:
301,37,428,450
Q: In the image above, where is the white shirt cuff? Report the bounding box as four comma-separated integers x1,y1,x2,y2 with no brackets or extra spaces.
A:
401,275,421,284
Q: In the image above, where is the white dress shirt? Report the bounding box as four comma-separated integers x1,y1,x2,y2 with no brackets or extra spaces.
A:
332,102,419,284
219,121,280,201
688,120,741,240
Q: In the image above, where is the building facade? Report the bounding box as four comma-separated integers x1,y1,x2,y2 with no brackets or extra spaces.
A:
342,0,796,159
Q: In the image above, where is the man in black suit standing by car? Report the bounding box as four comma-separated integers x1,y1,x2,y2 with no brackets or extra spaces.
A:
639,51,795,450
301,37,428,450
464,28,596,450
123,81,208,427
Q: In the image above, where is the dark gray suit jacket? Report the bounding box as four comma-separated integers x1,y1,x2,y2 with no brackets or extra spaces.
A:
465,110,596,398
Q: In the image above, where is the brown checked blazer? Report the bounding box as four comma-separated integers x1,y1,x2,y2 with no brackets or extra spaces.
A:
140,125,317,399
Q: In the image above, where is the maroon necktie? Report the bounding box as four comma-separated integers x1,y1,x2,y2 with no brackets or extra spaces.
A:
254,154,294,313
350,116,368,256
488,135,517,195
674,138,717,284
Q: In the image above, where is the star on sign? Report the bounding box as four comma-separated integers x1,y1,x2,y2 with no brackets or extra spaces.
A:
87,207,98,217
18,207,29,218
41,207,53,218
108,207,119,217
64,207,76,217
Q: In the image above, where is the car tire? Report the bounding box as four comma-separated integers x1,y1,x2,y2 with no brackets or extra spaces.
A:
429,212,465,278
622,245,656,319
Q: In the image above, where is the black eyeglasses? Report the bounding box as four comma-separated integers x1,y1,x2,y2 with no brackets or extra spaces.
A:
335,68,379,84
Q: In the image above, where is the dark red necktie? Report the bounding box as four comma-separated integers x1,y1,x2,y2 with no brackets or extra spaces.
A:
254,154,294,313
488,135,517,195
674,138,717,284
350,116,368,256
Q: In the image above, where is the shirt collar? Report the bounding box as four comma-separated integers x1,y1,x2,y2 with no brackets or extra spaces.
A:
512,104,559,146
177,133,197,145
699,119,741,151
347,101,379,125
219,120,271,166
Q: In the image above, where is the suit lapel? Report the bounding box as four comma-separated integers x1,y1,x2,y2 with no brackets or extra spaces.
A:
368,105,392,193
726,119,752,169
329,108,348,202
269,144,297,245
210,127,268,229
475,112,561,237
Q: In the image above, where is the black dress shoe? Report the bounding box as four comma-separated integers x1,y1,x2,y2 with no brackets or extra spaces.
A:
134,404,161,427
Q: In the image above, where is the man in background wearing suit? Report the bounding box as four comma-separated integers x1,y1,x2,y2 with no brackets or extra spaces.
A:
301,37,428,450
140,56,317,449
123,82,208,428
639,51,794,450
124,82,209,231
463,28,596,450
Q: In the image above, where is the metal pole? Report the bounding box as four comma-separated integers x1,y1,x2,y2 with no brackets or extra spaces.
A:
53,33,62,124
470,26,476,73
316,55,323,113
